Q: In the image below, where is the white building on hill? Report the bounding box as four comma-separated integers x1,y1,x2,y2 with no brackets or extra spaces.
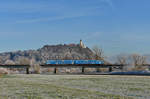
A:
80,40,86,48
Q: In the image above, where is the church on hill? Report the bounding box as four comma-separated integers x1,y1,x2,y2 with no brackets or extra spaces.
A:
79,40,86,48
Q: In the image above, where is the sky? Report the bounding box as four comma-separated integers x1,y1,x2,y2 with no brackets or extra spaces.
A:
0,0,150,56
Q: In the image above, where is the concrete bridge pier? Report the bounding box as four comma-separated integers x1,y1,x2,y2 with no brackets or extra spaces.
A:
82,66,85,74
109,67,112,72
26,67,30,74
54,68,57,74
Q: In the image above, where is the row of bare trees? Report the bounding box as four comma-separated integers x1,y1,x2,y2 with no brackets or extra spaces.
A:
116,54,147,66
92,45,148,71
3,57,41,74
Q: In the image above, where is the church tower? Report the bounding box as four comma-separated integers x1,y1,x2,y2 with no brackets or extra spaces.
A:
80,40,86,48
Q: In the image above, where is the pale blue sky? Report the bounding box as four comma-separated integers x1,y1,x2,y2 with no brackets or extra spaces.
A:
0,0,150,56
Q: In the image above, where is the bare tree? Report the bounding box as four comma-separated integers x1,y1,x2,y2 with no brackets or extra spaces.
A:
92,46,105,72
92,45,104,60
131,54,147,67
115,54,130,71
30,58,41,74
116,54,128,65
0,56,4,64
140,56,147,65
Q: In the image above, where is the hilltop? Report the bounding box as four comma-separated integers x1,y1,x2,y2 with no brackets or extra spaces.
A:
0,44,95,64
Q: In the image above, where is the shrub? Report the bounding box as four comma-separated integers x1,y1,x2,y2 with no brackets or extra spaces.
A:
32,64,41,74
0,68,9,74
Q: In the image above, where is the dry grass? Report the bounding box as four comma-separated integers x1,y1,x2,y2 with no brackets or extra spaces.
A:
0,74,3,78
0,75,150,99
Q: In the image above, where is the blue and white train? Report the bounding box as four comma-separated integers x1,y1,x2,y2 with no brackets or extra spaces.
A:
46,60,104,65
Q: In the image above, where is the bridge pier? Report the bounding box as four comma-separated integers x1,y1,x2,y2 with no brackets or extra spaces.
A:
109,67,112,72
26,67,30,74
54,68,57,74
82,66,85,74
96,68,101,72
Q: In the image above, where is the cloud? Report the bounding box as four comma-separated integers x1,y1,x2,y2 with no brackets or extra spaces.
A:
15,13,88,23
14,0,113,24
15,6,102,24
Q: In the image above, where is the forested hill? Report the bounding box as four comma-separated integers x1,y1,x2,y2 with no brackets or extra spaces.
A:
0,44,95,64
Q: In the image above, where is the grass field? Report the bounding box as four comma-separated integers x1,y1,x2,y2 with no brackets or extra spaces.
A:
0,75,150,99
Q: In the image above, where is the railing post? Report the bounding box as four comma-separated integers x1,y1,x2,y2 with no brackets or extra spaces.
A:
54,67,57,74
96,68,101,72
109,67,112,72
26,67,29,74
82,66,85,74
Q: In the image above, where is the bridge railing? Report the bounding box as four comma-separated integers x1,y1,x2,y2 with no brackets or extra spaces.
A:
0,64,30,74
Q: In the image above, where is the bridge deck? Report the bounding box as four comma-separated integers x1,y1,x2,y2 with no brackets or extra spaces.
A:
40,64,124,68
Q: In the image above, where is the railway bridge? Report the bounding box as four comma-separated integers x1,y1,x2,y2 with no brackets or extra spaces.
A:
40,64,124,74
